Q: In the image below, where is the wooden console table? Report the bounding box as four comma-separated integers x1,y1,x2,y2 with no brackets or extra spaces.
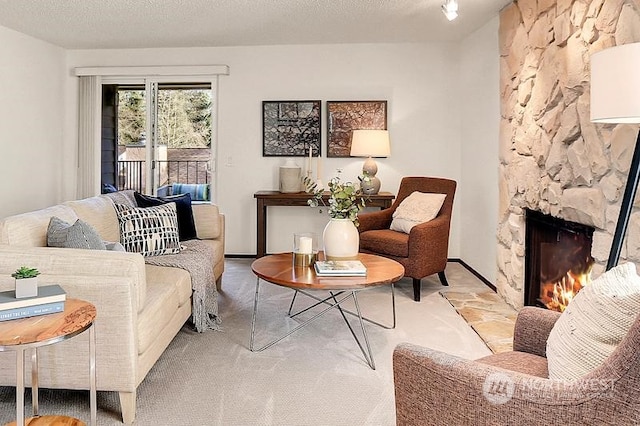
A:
254,191,395,258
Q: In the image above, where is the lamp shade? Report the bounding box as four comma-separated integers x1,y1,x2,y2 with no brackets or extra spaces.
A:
591,42,640,124
350,130,391,157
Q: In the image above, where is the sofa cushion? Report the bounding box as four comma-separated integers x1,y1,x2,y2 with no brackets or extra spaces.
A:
172,183,209,201
360,229,409,258
390,191,446,234
47,216,106,250
134,192,197,241
66,195,121,242
546,262,640,381
114,203,181,257
192,204,222,239
0,205,78,247
145,265,192,308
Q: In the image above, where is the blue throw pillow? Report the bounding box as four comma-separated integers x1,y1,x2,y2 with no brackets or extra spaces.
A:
134,192,198,241
172,183,209,201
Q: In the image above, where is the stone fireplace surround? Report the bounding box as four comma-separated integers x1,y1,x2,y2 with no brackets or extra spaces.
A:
497,0,640,309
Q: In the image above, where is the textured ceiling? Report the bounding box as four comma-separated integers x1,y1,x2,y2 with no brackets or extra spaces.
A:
0,0,512,49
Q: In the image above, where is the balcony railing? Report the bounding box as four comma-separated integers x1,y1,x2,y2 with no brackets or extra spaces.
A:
117,160,209,193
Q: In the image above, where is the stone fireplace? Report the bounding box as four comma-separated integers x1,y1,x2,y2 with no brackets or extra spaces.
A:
497,0,640,309
524,209,594,312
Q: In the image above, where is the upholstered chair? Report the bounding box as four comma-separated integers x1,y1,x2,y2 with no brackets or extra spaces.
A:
357,177,457,301
393,306,640,425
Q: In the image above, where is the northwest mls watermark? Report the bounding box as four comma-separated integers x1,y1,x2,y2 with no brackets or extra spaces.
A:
482,372,616,404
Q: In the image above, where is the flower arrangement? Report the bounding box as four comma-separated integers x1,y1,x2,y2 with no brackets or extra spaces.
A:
11,266,40,279
304,176,366,226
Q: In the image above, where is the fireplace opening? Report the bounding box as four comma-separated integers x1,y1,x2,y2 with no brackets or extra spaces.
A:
524,209,595,312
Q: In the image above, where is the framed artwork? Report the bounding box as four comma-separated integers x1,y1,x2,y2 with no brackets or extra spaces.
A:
326,100,387,157
262,100,321,157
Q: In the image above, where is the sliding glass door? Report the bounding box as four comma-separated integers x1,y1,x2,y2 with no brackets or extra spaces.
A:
102,77,216,202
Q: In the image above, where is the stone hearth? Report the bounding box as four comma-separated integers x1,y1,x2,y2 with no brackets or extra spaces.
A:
497,0,640,309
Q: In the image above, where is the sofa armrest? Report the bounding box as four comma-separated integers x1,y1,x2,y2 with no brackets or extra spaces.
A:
0,245,146,391
358,209,393,232
393,342,614,425
512,306,561,357
407,215,450,257
192,204,223,240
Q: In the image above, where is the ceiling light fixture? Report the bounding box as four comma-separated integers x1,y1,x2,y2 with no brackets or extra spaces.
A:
441,0,458,21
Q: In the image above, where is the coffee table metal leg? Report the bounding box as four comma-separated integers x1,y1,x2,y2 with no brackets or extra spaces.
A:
250,277,261,351
352,291,375,369
286,290,298,316
16,348,24,426
31,348,38,417
90,324,96,426
330,291,375,369
251,288,352,352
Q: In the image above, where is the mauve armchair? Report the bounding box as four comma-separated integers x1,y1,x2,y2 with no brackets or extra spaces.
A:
393,307,640,425
358,177,457,301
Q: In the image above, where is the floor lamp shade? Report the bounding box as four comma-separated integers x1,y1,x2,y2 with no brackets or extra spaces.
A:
591,42,640,124
590,42,640,270
350,130,391,195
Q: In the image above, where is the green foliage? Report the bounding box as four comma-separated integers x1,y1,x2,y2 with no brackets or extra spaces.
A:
12,266,40,279
304,176,366,227
117,88,212,148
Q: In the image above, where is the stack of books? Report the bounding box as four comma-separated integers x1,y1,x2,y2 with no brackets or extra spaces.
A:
314,260,367,277
0,284,66,322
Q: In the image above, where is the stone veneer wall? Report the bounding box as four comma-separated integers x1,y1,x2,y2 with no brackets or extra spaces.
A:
498,0,640,308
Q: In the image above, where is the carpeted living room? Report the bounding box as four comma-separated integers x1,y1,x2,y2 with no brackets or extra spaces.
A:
1,1,640,425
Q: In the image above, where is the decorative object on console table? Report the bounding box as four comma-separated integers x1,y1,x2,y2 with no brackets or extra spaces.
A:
11,267,40,299
350,129,391,195
326,100,387,157
305,176,366,260
279,159,302,193
293,232,318,267
262,100,321,157
590,42,640,270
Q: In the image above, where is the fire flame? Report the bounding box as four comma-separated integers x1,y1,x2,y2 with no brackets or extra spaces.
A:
540,270,591,312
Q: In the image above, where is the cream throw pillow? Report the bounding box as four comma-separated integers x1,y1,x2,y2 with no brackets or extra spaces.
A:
546,262,640,381
390,191,446,234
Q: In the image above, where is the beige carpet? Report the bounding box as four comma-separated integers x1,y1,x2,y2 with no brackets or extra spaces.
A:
0,260,492,425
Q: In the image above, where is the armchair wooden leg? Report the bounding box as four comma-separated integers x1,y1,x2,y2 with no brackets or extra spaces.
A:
412,278,421,301
438,271,449,286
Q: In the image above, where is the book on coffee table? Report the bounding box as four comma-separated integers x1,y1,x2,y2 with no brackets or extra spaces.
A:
314,260,367,276
0,284,66,310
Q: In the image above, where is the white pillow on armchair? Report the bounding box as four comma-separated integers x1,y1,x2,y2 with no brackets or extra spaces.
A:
390,191,446,234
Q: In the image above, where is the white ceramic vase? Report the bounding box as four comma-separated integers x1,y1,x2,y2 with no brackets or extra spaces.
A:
323,218,359,260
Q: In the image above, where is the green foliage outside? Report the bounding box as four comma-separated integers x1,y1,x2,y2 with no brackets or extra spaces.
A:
118,89,211,148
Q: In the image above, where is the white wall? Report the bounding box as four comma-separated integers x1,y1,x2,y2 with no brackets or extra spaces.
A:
0,25,66,218
65,43,464,256
459,17,500,283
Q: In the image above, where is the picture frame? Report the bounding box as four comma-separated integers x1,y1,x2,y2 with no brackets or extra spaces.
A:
262,100,321,157
326,100,387,157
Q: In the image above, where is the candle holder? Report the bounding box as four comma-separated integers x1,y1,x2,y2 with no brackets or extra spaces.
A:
293,232,318,267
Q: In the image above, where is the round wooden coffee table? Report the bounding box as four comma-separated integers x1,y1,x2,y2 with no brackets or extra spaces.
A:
250,252,404,369
0,298,97,426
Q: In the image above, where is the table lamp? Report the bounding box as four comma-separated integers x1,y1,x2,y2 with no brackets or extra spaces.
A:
590,42,640,270
350,129,391,195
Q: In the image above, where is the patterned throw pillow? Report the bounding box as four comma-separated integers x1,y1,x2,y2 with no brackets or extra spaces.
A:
133,191,197,241
47,216,107,250
114,203,181,257
546,262,640,381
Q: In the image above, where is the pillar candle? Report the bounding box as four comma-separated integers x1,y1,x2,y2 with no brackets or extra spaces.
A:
308,144,313,174
316,155,322,181
299,236,313,254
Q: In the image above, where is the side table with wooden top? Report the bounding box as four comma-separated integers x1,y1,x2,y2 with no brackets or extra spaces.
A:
0,298,97,426
254,191,395,258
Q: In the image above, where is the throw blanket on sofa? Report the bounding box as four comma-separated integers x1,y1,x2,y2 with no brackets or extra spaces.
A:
145,239,221,332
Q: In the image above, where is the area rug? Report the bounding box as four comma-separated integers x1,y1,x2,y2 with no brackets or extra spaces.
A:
440,287,517,353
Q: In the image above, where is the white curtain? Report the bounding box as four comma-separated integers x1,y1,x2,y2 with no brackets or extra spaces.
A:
77,75,102,198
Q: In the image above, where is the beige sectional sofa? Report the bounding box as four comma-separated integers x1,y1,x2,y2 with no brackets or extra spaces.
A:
0,191,224,424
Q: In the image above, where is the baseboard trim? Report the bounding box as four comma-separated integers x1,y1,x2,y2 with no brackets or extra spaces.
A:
448,258,496,292
225,254,255,259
